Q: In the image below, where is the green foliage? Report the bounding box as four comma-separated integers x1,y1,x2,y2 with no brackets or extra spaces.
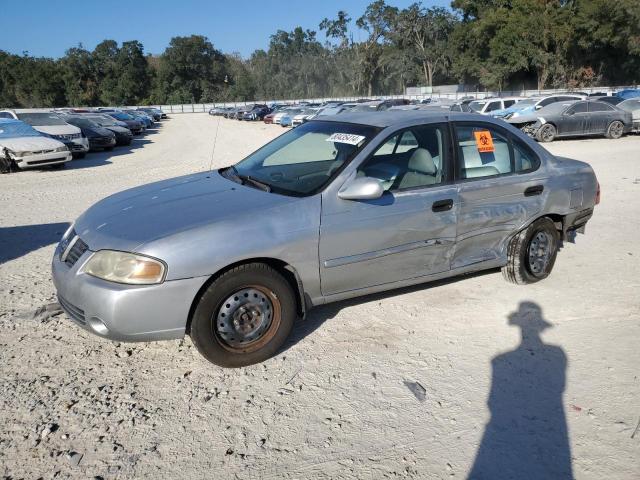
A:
0,0,639,108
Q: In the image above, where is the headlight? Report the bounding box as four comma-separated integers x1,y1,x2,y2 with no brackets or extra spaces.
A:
12,151,28,158
81,250,166,285
55,146,68,152
510,112,520,118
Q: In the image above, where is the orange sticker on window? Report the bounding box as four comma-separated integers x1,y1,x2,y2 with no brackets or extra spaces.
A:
474,130,495,153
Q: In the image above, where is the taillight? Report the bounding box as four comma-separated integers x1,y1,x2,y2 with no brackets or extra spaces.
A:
595,182,601,205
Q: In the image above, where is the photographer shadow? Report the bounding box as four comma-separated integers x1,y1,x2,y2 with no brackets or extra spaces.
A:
468,301,573,479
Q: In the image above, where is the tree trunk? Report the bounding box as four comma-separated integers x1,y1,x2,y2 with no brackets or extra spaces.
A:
367,80,372,97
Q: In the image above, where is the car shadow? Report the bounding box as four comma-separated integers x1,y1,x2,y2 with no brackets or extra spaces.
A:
467,301,572,479
282,268,499,352
64,139,153,170
0,222,70,264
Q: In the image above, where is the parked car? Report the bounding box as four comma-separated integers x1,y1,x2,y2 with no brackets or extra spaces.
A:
242,105,271,121
123,109,154,128
350,99,411,112
273,108,297,125
489,94,584,119
135,108,161,121
82,115,133,145
0,118,71,171
263,111,277,124
52,111,598,367
292,107,321,125
616,98,640,132
106,112,144,134
468,97,524,115
615,89,640,100
280,108,305,127
62,116,117,151
209,107,231,116
507,100,631,142
0,110,89,158
450,99,475,113
316,105,350,117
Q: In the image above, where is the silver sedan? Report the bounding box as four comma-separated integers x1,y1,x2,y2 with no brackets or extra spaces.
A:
52,111,599,367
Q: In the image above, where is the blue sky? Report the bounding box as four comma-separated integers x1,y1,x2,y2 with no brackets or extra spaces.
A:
1,0,452,58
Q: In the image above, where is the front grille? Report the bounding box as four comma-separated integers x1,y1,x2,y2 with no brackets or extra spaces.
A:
25,157,66,166
53,133,81,140
58,295,86,325
70,144,84,151
65,237,88,267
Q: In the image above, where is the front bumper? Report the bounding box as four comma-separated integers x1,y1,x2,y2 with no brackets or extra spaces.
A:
15,151,71,169
52,247,208,342
89,136,116,150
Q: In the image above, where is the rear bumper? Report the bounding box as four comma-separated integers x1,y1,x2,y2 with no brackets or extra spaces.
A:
562,207,594,241
52,249,208,342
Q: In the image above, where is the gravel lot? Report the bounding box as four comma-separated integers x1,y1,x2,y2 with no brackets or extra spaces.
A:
1,114,639,479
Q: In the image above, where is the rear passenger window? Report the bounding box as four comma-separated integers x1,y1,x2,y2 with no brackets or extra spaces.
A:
513,141,540,172
486,101,502,112
588,102,614,112
455,125,512,179
503,100,516,108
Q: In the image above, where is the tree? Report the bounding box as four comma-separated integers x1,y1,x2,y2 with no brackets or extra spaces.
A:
392,4,458,87
112,41,150,104
60,45,98,106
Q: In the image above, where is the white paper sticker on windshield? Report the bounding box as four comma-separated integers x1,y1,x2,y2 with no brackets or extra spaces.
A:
326,133,366,145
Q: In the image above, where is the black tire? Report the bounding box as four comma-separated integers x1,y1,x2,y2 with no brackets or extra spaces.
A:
502,218,560,285
536,124,556,143
605,120,624,139
190,263,296,368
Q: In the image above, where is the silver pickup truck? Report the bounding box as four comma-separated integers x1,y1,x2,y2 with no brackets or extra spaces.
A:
52,111,598,367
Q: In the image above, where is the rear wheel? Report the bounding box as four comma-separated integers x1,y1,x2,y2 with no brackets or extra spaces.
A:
605,120,624,139
190,263,296,367
502,218,560,285
536,124,556,143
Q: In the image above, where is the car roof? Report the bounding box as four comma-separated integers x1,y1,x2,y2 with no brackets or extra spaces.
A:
311,110,494,128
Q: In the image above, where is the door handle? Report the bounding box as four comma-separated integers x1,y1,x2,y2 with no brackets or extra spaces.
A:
432,199,453,212
524,185,544,197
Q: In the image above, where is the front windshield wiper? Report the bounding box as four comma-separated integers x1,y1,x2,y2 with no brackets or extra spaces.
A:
220,166,271,192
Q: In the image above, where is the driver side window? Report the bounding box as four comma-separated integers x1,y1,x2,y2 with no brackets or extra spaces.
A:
358,124,446,191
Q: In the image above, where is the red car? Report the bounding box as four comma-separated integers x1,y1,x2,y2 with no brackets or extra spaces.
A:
263,112,275,124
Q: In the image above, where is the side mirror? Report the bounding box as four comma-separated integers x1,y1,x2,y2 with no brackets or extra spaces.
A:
338,177,384,201
535,105,542,110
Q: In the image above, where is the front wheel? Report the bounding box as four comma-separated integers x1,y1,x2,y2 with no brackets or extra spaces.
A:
502,218,560,285
605,120,624,139
190,263,296,367
536,124,556,143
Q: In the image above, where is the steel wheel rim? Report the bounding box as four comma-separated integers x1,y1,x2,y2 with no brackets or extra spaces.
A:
213,285,281,353
528,231,553,275
542,125,554,141
610,122,623,137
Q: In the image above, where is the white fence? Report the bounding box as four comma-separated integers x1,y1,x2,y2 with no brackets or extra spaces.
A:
145,85,638,114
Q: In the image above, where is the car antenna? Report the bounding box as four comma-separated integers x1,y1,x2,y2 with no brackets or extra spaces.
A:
208,112,223,172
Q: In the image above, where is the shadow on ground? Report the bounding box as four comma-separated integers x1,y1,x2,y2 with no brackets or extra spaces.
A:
467,301,572,480
0,222,70,264
64,138,153,170
283,268,499,351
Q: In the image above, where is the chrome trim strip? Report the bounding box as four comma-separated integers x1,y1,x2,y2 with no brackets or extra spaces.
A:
60,235,79,263
323,238,453,268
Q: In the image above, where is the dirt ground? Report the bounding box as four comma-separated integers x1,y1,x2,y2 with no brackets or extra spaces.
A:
1,114,638,479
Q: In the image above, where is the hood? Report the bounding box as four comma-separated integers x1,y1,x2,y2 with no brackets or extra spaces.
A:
33,124,81,135
105,125,131,134
0,135,65,152
84,126,114,137
73,171,301,253
507,111,542,124
491,104,534,118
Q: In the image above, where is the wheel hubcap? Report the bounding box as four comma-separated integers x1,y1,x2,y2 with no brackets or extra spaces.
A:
612,122,622,137
528,231,552,275
216,287,274,347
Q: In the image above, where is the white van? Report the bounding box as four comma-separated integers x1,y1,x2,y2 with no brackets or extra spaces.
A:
0,110,89,158
468,97,525,115
0,118,71,170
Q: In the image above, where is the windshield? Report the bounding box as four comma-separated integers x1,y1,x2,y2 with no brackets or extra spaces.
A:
86,115,116,126
17,113,68,126
619,100,640,112
0,120,42,138
65,117,99,129
111,113,133,121
351,103,380,112
469,101,488,112
514,99,538,107
227,121,379,196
